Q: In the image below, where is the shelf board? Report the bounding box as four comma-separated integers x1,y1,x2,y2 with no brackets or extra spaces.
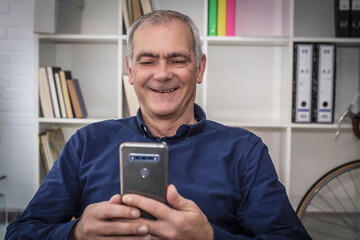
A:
290,123,353,129
38,117,113,125
37,34,119,43
206,36,290,46
213,119,354,131
293,37,360,47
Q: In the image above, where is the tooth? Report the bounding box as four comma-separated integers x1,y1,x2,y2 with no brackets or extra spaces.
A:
156,88,175,93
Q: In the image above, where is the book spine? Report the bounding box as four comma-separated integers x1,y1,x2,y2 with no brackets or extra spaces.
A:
38,67,54,118
73,79,88,118
226,0,235,36
208,0,218,36
67,79,83,118
55,72,67,118
217,0,227,36
60,71,74,118
46,67,61,118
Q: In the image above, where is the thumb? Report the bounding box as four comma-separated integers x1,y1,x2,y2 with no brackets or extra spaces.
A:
109,194,122,204
167,184,193,211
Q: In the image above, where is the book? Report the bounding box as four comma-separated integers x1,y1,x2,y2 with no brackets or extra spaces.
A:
226,0,235,36
123,74,139,117
140,0,152,15
67,78,87,118
54,72,67,118
208,0,218,36
127,0,133,25
123,0,131,33
38,67,54,118
217,0,227,36
40,134,53,172
46,66,62,118
39,128,65,173
59,70,74,118
72,79,88,118
39,134,50,172
131,0,142,22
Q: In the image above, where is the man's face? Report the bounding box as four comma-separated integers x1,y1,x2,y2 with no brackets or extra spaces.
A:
126,19,205,120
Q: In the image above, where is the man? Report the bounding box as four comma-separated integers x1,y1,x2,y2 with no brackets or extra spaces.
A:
6,10,311,239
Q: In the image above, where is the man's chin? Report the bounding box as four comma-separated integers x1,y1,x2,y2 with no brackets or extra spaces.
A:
150,105,178,118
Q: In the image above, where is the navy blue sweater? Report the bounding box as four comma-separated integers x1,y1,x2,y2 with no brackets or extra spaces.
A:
6,105,311,239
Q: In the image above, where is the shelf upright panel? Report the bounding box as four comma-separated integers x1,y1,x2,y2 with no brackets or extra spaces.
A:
34,33,41,190
118,0,124,119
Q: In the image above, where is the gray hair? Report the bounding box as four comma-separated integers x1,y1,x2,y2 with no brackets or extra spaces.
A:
126,10,202,68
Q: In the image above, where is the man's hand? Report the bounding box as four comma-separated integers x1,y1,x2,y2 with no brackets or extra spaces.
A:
71,194,151,240
122,184,214,240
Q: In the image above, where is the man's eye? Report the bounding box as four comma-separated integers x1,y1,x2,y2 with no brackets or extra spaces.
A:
140,61,154,65
171,60,186,64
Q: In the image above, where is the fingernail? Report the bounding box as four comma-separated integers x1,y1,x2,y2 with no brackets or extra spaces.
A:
141,235,151,240
138,224,148,234
122,195,132,204
171,185,178,196
131,209,140,218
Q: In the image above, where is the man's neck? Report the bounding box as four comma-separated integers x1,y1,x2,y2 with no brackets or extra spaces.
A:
142,110,197,139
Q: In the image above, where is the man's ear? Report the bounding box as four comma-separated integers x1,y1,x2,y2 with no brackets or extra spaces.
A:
196,54,206,84
125,55,134,85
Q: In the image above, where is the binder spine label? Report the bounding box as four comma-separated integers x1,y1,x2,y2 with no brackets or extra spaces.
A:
316,45,336,123
340,0,350,10
352,0,360,10
294,44,314,123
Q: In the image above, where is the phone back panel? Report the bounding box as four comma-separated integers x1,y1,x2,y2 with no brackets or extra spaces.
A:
120,142,168,204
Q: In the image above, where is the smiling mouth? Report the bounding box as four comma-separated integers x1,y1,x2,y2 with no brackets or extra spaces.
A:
151,88,177,93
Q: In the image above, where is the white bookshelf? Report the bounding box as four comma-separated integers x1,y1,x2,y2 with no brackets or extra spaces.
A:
33,0,360,209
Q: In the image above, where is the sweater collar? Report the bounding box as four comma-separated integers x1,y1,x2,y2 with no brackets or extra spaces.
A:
136,104,206,143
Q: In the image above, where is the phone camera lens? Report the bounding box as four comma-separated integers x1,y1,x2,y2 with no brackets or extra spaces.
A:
140,168,149,178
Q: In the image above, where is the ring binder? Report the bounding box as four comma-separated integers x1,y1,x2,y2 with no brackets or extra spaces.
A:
351,0,360,37
335,0,351,37
313,44,336,123
292,44,316,123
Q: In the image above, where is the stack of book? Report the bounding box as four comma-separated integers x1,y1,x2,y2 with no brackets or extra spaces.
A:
39,128,65,173
123,0,153,33
208,0,236,36
39,67,87,119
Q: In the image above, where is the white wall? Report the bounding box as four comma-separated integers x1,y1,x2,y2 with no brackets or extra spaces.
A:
0,0,35,210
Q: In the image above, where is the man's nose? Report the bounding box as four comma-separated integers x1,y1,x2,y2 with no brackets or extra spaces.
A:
153,60,172,81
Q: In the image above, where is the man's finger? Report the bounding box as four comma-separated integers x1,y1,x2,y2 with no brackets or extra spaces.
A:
122,194,168,219
92,202,141,219
166,184,195,211
109,194,121,204
80,220,149,236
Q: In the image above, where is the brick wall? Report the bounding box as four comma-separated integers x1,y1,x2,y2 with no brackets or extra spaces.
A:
0,0,35,211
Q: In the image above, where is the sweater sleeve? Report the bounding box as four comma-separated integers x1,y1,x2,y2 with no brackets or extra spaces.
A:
5,131,84,240
212,138,312,240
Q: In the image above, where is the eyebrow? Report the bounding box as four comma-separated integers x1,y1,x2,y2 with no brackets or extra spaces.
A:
135,51,191,62
135,52,159,62
167,52,191,62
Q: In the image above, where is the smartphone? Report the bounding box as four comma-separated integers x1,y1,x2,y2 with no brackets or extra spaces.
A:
120,142,168,219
